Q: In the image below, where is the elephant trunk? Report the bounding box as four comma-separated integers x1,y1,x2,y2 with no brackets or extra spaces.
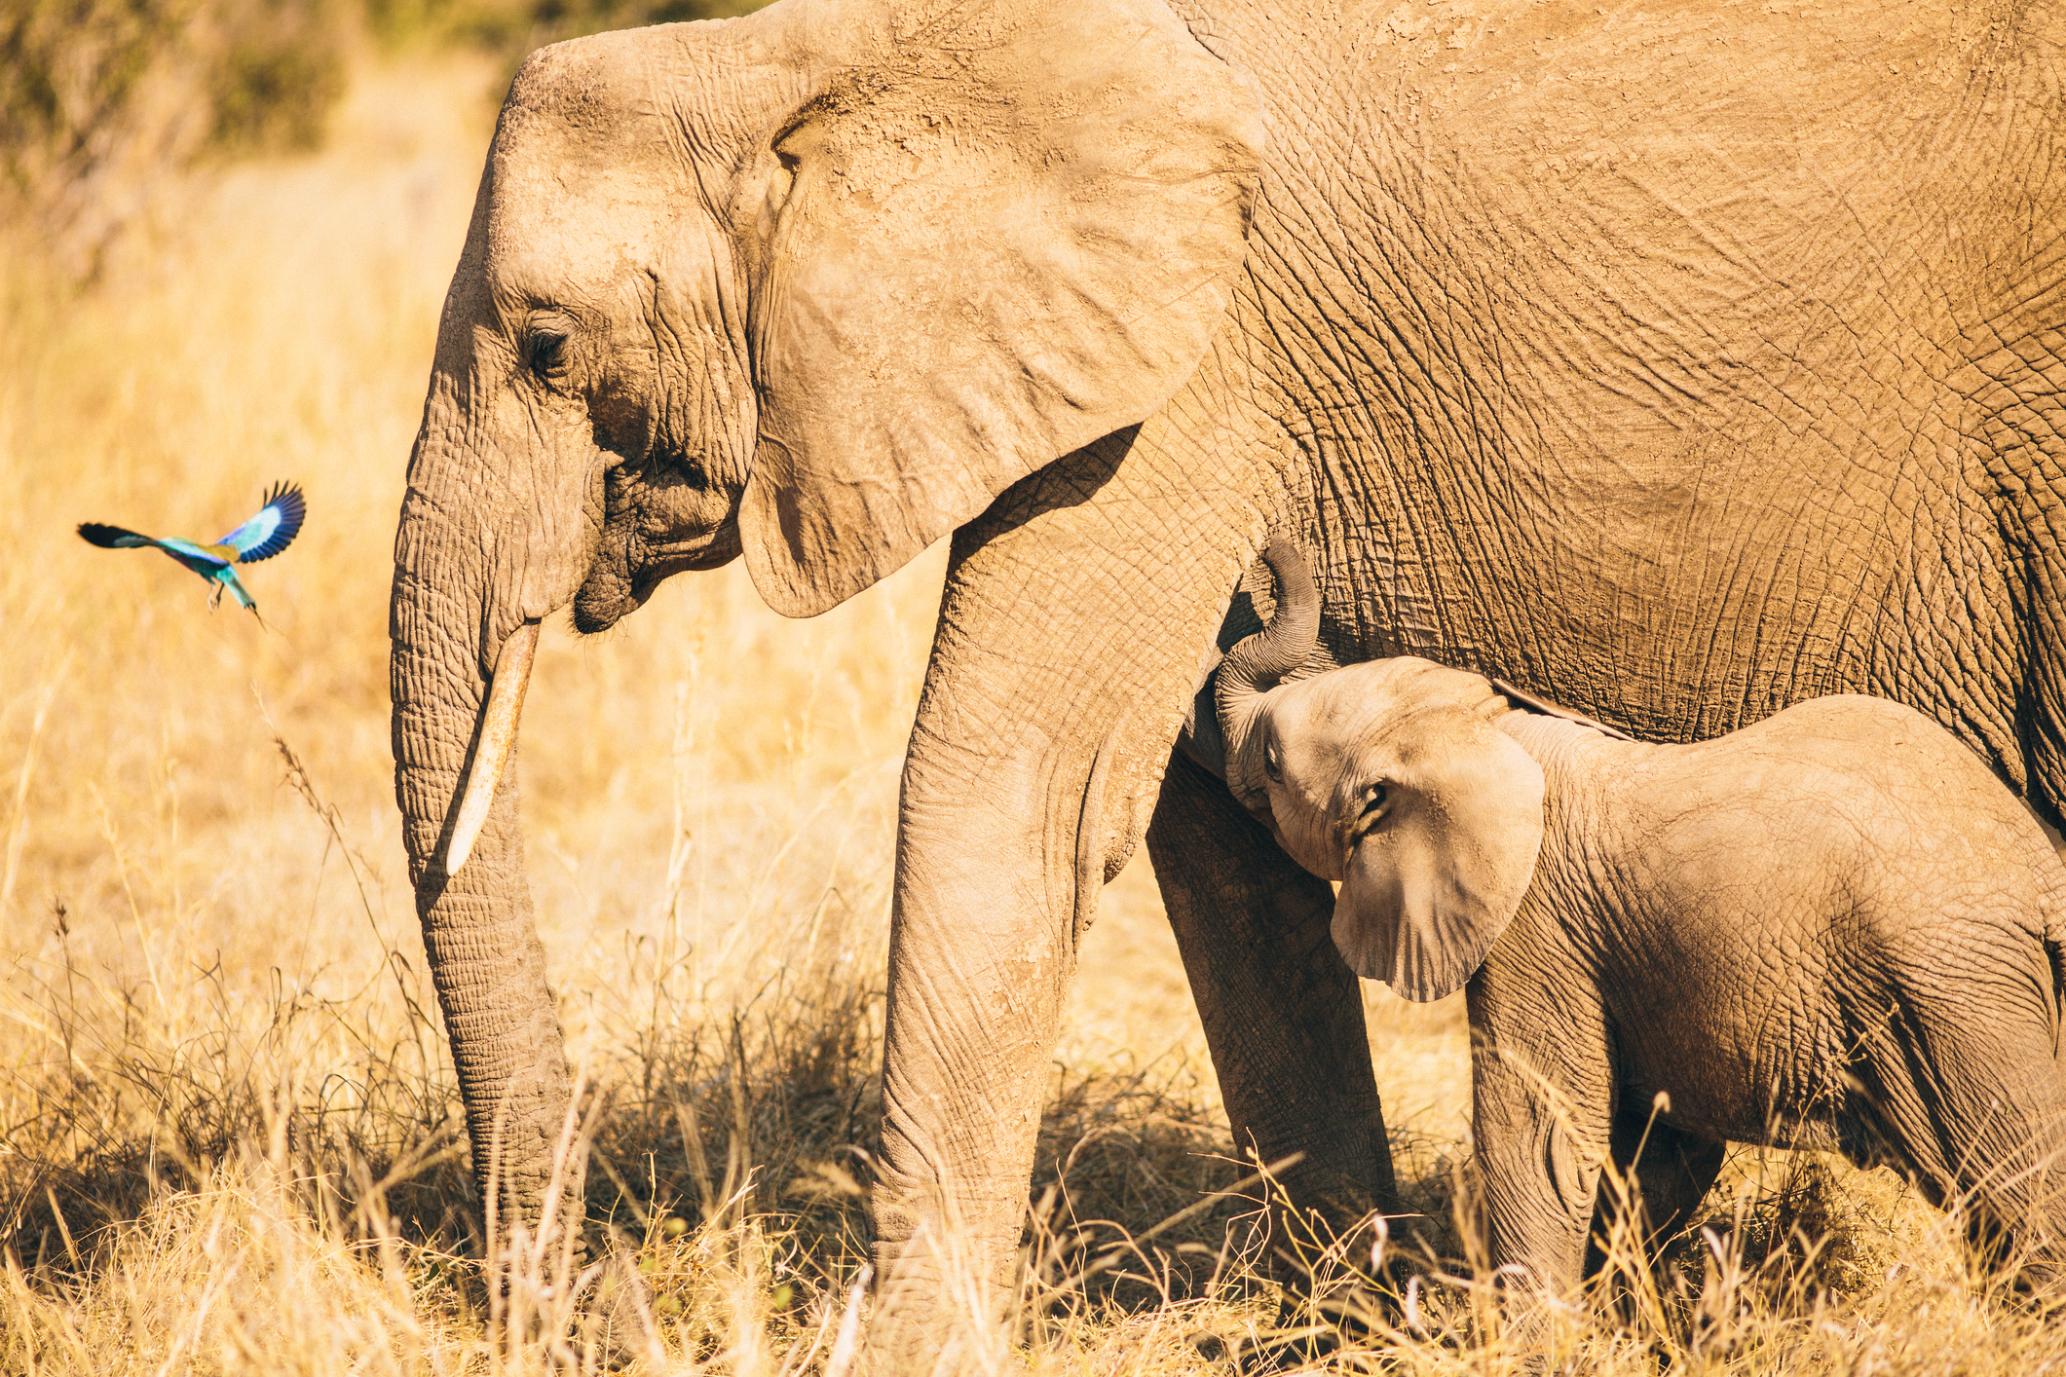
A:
390,384,575,1241
1214,536,1319,809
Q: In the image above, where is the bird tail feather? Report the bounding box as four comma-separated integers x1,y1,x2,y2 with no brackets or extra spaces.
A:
78,522,152,549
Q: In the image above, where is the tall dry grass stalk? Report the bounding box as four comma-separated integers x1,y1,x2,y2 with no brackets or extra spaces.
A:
2,52,2061,1376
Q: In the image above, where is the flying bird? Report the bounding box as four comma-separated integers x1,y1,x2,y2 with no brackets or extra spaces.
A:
78,481,306,616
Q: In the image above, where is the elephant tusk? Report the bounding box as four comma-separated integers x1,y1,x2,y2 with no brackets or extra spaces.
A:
445,620,540,876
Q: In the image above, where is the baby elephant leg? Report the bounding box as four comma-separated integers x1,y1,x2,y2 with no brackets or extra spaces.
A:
1864,990,2066,1279
1471,1028,1612,1341
1586,1108,1726,1279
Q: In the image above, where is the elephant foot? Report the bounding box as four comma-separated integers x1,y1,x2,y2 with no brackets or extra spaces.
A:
859,1185,1027,1377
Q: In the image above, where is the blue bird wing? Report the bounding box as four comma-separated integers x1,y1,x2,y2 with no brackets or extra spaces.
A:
215,482,306,563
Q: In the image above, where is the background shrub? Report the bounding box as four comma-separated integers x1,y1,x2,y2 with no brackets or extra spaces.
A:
0,0,760,279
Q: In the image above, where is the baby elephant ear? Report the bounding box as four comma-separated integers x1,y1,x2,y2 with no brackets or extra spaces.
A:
739,0,1265,618
1333,718,1547,1001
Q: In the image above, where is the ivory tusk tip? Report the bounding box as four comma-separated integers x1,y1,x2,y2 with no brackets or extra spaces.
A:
443,773,492,874
444,821,480,876
438,620,541,879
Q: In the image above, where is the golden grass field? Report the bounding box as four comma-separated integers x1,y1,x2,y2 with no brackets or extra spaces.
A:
3,53,2064,1375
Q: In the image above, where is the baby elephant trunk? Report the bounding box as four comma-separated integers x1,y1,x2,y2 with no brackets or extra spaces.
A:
1215,536,1320,809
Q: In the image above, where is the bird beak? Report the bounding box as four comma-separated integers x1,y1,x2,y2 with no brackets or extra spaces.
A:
444,620,540,876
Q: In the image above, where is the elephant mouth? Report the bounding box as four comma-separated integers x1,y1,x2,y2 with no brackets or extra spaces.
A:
572,569,640,634
572,519,742,634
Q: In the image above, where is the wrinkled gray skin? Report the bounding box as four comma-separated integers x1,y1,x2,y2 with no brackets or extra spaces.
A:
1219,547,2066,1299
390,0,2066,1358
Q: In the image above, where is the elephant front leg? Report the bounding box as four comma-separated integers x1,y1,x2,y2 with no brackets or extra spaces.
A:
863,438,1268,1368
1148,751,1399,1263
1467,992,1613,1351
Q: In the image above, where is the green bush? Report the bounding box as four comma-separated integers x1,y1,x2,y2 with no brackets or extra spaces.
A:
211,11,350,152
0,0,763,276
0,0,351,274
366,0,764,55
1,0,351,176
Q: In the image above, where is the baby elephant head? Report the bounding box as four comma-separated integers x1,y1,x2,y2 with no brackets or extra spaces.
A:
1215,543,1548,1000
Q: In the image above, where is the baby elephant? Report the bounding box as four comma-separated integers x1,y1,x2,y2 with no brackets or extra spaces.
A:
1217,540,2066,1293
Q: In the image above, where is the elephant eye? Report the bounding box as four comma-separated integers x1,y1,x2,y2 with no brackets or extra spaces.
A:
1263,734,1282,783
1360,782,1390,821
524,326,569,381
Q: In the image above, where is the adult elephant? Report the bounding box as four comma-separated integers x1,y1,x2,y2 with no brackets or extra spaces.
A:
389,0,2066,1359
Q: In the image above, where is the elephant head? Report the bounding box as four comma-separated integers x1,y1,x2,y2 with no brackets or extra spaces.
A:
390,0,1264,1217
1214,545,1547,1001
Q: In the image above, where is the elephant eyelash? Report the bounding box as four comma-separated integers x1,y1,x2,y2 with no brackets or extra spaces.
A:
1349,782,1391,839
523,326,571,382
1262,735,1282,782
1337,783,1392,855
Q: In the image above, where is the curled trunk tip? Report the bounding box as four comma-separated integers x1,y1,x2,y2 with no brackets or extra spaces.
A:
1219,536,1319,698
1214,537,1320,805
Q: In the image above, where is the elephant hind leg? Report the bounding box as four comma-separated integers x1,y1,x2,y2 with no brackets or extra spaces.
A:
1585,1109,1725,1283
1945,1077,2066,1280
1862,995,2066,1278
1147,752,1399,1258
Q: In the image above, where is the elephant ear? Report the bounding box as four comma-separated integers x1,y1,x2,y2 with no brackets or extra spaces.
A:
1333,716,1548,1001
739,0,1266,617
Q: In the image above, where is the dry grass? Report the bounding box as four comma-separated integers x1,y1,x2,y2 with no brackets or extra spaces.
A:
1,53,2061,1375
